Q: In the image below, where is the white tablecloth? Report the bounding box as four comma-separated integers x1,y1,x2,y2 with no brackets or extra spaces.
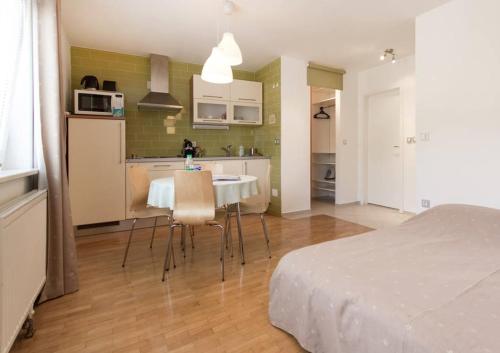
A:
147,175,259,209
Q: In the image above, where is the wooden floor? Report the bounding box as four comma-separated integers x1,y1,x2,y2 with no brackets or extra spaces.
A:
12,214,371,353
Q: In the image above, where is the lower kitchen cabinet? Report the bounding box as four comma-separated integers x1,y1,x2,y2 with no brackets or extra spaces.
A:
243,159,270,199
68,116,126,226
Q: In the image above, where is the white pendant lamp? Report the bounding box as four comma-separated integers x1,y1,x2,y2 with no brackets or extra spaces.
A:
201,47,233,84
218,32,242,66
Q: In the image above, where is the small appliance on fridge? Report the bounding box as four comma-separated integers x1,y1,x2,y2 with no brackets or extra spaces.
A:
74,89,125,117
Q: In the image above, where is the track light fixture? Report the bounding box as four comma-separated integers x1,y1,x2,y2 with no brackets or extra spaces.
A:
380,49,397,64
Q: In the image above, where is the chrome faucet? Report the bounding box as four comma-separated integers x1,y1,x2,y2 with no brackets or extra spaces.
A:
221,144,232,157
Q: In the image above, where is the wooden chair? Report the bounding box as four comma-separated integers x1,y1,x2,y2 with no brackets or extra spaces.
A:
178,162,223,253
162,170,226,281
226,164,271,259
122,165,174,267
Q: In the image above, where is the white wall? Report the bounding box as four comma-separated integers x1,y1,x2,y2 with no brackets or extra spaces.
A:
416,0,500,212
336,73,359,204
357,56,416,212
280,56,311,213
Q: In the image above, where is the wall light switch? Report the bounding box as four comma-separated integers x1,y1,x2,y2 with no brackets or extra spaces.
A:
147,81,151,89
419,132,431,141
166,127,176,135
269,114,276,125
272,188,279,197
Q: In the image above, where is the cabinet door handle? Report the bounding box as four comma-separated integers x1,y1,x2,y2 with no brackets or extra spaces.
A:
238,98,256,101
202,95,223,99
119,122,122,164
244,161,248,175
153,164,172,168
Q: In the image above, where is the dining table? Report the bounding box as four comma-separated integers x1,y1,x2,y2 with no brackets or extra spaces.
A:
147,174,259,264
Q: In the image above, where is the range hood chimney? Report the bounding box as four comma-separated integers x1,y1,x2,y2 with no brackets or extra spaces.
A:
137,54,183,111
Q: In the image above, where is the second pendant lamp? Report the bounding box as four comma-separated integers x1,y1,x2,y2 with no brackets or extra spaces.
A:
218,32,242,66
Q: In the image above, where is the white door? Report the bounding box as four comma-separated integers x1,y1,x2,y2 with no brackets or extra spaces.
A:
367,90,401,209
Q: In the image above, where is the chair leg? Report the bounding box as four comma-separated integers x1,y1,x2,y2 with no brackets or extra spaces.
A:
162,224,177,281
235,203,245,265
122,218,137,267
260,214,272,258
149,216,158,249
224,210,229,249
227,213,234,258
210,224,225,282
190,225,195,249
170,235,176,269
181,225,187,258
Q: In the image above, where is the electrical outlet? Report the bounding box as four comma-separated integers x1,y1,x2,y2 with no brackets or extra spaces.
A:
272,188,279,197
274,138,280,145
421,199,431,208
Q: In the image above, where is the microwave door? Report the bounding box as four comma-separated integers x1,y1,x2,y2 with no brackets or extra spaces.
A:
78,93,112,114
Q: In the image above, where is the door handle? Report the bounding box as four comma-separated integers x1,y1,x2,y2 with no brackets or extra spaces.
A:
392,145,400,148
119,122,122,164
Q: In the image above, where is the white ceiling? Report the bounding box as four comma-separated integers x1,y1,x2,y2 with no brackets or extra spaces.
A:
61,0,450,72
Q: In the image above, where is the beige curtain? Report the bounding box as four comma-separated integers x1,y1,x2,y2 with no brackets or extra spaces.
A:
37,0,79,301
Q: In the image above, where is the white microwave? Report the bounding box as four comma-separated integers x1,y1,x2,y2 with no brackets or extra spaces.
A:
74,89,124,116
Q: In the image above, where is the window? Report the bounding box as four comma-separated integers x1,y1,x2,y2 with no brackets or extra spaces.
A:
0,0,35,170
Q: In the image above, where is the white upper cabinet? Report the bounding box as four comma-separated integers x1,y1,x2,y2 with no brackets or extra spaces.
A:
230,102,262,125
230,79,262,103
193,99,230,125
192,75,263,125
192,75,230,100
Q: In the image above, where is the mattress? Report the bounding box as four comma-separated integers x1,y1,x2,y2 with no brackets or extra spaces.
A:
269,204,500,353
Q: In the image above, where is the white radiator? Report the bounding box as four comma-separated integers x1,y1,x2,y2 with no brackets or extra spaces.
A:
0,190,47,353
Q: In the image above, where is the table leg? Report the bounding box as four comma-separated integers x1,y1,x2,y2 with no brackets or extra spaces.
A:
235,202,245,265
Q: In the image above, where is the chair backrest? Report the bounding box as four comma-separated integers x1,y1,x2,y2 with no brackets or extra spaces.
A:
128,165,151,212
199,162,223,175
173,170,215,225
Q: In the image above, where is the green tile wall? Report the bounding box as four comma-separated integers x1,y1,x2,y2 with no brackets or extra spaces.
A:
255,58,281,215
71,47,281,214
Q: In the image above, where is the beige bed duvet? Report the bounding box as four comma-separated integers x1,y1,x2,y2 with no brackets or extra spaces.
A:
269,205,500,353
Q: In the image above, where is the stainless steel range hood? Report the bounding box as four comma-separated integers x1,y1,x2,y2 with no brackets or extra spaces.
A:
137,54,183,111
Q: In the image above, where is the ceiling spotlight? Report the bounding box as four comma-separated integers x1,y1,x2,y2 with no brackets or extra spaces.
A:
380,49,396,63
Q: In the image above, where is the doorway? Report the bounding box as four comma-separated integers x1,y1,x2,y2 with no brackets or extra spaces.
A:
310,86,338,206
366,89,402,209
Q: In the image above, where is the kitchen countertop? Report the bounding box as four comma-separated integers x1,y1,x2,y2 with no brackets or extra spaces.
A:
126,156,270,163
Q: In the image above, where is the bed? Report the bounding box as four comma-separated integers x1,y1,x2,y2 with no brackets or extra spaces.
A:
269,205,500,353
